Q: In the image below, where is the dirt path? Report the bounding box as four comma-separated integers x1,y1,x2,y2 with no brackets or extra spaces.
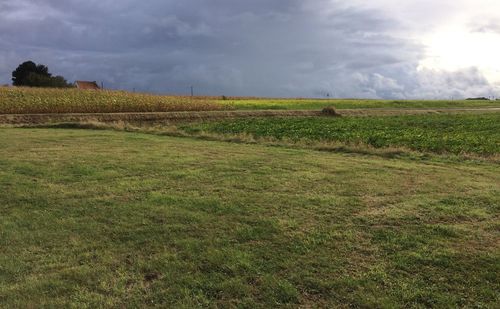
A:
1,107,499,124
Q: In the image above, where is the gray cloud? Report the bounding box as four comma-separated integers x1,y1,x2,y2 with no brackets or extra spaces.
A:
408,67,499,99
469,20,500,34
0,0,498,98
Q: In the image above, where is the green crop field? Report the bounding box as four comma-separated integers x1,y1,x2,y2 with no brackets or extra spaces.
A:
179,113,500,157
220,98,500,110
0,127,499,307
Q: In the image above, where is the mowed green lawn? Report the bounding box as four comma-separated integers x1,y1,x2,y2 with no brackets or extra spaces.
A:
0,128,499,307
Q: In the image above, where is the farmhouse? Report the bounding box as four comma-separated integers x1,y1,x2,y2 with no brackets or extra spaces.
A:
75,80,100,90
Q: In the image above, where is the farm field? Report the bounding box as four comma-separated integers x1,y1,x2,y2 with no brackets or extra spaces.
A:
0,127,499,307
3,1,500,307
1,86,499,114
1,89,499,307
179,113,500,157
221,98,500,110
0,87,223,114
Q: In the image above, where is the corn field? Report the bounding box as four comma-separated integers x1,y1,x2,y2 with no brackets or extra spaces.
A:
0,87,226,114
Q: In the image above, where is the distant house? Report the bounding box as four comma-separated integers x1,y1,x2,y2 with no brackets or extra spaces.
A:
75,81,100,90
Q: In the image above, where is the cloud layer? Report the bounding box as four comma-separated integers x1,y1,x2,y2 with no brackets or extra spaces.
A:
1,0,499,98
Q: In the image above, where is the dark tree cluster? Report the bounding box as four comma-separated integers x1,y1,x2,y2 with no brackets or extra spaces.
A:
12,61,73,88
466,97,489,100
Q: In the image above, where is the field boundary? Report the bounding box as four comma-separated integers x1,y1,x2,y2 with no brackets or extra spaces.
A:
0,110,321,124
1,107,499,124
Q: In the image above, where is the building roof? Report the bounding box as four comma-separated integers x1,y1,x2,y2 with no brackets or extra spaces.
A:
75,81,100,90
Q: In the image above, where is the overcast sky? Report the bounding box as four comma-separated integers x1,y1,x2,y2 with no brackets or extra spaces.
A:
1,0,499,98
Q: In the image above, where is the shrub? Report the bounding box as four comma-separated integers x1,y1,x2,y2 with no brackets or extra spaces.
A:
321,106,340,116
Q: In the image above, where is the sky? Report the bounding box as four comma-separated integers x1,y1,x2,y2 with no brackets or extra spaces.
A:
1,0,499,99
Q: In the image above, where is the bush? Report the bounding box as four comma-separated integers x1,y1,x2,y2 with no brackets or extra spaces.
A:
321,106,340,116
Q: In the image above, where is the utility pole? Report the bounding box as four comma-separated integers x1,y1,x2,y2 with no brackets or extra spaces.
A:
190,85,194,97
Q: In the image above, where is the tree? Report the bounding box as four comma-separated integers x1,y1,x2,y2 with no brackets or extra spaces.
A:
24,73,72,88
11,60,72,88
12,61,51,86
50,75,72,88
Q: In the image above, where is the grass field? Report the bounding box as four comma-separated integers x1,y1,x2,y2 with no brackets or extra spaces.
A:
221,98,500,110
1,86,499,114
0,127,499,307
179,113,500,157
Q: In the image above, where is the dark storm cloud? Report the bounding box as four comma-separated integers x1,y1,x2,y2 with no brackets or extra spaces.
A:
0,0,497,97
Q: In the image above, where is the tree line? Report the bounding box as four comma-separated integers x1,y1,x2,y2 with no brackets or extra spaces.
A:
11,60,73,88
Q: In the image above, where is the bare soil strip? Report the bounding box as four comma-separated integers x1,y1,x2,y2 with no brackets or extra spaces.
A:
1,107,499,124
